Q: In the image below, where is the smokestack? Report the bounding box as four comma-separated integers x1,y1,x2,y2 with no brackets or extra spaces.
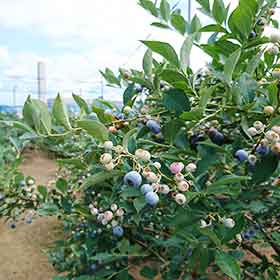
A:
37,61,47,102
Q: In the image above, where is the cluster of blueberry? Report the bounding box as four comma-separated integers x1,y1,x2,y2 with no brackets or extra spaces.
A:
89,195,125,238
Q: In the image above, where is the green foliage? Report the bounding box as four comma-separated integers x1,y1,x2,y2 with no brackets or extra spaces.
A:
1,0,280,279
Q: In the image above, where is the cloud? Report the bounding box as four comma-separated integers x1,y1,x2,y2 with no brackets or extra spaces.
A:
0,0,247,105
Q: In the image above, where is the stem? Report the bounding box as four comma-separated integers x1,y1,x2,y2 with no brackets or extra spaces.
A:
134,239,167,264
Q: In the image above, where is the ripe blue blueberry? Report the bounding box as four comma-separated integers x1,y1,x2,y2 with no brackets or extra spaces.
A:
190,134,205,150
208,128,224,145
124,171,142,188
256,145,269,156
116,113,125,120
10,223,16,229
136,85,143,93
235,149,248,161
145,192,159,206
140,184,153,195
146,120,161,134
249,31,257,39
90,264,97,271
248,229,256,237
112,226,124,237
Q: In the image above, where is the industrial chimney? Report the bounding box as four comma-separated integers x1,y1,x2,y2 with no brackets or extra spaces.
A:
37,61,47,102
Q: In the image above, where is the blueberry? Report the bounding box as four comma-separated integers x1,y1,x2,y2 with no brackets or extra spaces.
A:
190,134,205,150
249,31,257,39
90,264,97,271
136,85,143,93
235,149,248,161
124,171,142,188
256,145,269,156
140,184,153,195
145,192,159,206
208,128,224,145
248,229,256,237
146,120,161,134
10,223,16,229
242,231,250,240
116,113,125,120
112,226,124,237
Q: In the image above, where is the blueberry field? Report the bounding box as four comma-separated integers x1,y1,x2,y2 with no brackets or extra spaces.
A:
1,0,280,279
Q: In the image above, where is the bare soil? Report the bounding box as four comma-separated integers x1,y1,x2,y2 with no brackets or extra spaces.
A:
0,149,59,280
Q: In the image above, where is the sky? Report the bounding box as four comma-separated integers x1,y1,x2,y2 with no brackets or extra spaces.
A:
0,0,263,106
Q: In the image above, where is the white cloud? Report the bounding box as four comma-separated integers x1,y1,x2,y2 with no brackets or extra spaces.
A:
0,0,244,105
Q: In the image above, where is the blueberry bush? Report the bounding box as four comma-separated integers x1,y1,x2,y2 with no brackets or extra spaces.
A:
2,0,280,279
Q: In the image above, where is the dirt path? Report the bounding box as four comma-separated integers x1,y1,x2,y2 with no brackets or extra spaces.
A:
0,149,59,280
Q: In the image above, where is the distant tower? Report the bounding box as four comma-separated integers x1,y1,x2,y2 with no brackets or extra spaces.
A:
37,62,47,102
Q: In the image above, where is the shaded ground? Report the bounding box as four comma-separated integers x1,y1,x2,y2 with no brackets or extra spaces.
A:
0,149,59,280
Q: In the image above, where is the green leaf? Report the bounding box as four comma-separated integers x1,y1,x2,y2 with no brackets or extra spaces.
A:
196,0,210,13
37,186,48,200
100,68,121,86
162,88,190,116
162,119,184,144
52,94,72,130
23,97,52,135
160,70,189,90
133,196,146,213
143,49,153,77
77,120,109,142
180,110,202,121
212,0,227,24
160,0,170,21
56,178,68,194
198,228,221,246
199,86,215,111
200,24,227,33
252,153,279,183
224,49,241,84
82,171,123,189
216,251,241,280
121,187,141,199
140,266,158,279
123,83,136,106
139,0,158,17
72,93,90,114
171,13,186,35
209,175,250,188
190,15,202,41
228,0,258,41
123,128,138,153
180,36,193,69
141,41,179,67
1,121,34,134
151,22,170,29
246,49,265,76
